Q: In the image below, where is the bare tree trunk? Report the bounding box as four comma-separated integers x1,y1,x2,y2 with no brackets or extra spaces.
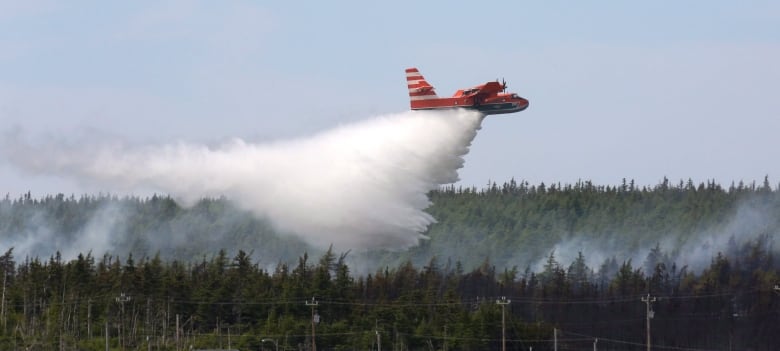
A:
60,289,65,351
71,297,79,338
146,298,151,346
163,301,169,347
1,271,7,331
22,288,27,332
87,298,92,339
43,298,50,339
132,307,140,347
65,298,74,340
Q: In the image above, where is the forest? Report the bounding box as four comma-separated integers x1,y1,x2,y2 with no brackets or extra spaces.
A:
0,178,778,350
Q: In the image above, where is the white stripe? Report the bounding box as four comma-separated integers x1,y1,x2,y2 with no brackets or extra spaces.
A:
406,79,424,85
410,95,439,101
406,72,422,77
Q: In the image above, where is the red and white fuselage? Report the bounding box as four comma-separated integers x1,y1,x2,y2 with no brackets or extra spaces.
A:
406,67,529,115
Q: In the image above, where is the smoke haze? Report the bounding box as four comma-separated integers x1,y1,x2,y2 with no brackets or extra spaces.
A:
2,110,484,251
524,196,779,275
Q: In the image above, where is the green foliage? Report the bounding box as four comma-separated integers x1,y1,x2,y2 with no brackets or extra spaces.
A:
0,240,775,350
0,179,779,349
417,178,780,270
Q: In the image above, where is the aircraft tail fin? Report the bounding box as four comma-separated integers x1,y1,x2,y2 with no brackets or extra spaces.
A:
406,68,438,108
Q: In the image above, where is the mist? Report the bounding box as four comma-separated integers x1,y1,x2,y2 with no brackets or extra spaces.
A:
526,196,779,276
2,109,484,252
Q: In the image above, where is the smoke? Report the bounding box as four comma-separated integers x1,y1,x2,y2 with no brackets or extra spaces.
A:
2,109,484,251
673,196,778,272
526,197,779,276
0,200,126,260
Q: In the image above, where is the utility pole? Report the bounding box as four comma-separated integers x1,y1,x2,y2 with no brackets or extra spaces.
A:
496,296,511,351
306,297,319,351
175,314,180,351
115,293,131,351
641,294,656,351
443,325,447,351
553,328,558,351
374,319,381,351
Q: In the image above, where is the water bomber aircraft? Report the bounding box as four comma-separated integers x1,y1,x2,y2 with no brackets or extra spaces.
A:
406,67,529,115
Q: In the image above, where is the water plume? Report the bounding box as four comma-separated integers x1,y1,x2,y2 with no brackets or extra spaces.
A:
2,109,483,251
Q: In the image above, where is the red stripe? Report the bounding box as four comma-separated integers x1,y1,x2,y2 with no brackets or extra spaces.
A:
405,68,419,73
406,76,423,81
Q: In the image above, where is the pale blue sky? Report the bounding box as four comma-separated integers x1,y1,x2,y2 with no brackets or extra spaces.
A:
2,1,779,196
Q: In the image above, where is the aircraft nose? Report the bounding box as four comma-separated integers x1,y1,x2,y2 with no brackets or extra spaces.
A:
518,98,529,111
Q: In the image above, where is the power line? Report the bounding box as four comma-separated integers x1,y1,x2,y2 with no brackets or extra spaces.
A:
560,329,718,351
1,287,767,309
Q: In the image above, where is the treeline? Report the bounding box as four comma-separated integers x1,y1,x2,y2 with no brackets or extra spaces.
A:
0,178,779,349
0,239,777,350
409,177,780,269
0,193,310,268
3,177,780,271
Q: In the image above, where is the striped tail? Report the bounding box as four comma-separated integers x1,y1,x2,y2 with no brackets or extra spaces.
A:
405,67,438,108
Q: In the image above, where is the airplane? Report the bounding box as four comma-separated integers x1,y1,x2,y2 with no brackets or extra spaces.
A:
406,67,529,115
